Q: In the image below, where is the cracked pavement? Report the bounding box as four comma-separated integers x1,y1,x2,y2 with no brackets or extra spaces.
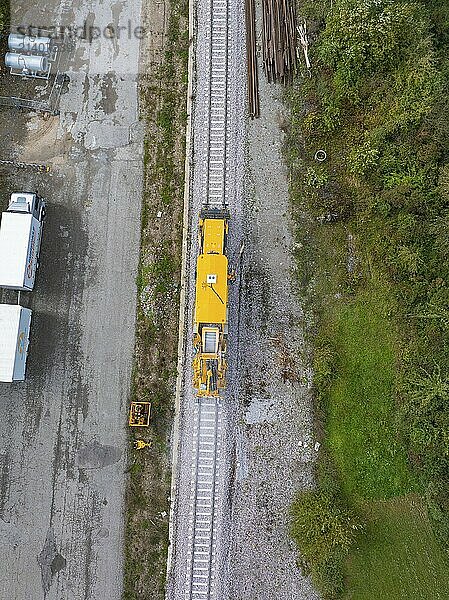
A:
0,0,144,597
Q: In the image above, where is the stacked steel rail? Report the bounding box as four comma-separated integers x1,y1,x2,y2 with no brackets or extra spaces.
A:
245,0,260,118
262,0,297,83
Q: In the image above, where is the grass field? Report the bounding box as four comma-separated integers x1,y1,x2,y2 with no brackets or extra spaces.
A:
345,496,449,600
305,222,449,598
321,273,449,599
326,284,419,500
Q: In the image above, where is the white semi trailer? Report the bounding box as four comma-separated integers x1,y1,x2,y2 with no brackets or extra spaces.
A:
0,304,32,382
0,192,46,291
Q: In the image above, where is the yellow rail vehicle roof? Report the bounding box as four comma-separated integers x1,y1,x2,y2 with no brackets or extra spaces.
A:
195,252,228,326
202,218,226,254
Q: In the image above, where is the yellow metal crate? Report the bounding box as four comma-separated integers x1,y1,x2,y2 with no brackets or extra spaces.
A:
128,402,151,427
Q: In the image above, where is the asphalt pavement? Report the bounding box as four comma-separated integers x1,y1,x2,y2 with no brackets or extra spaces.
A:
0,0,144,598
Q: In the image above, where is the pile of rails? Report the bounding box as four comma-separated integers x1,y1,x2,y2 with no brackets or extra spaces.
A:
262,0,297,84
245,0,260,118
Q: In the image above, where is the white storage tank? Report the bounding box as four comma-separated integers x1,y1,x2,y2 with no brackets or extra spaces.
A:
5,52,49,74
8,33,52,55
0,305,32,383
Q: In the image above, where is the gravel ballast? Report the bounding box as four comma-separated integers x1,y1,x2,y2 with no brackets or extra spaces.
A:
226,24,319,600
168,0,319,597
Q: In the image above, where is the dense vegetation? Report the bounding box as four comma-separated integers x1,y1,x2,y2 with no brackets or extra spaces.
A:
288,0,449,597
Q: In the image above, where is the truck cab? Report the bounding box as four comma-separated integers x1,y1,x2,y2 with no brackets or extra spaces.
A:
0,192,46,291
8,192,45,221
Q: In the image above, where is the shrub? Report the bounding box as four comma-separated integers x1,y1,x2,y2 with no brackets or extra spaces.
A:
291,490,363,563
402,366,449,460
318,0,428,95
347,140,379,176
291,488,364,599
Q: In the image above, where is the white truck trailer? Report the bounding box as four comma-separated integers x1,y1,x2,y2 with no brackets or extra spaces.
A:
0,304,32,382
0,192,46,291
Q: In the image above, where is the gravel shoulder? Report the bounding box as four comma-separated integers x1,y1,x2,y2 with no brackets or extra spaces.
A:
227,22,319,600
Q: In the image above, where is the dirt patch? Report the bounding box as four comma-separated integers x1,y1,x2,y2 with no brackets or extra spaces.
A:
18,115,69,165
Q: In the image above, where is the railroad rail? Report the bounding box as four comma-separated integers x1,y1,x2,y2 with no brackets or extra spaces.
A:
186,397,222,599
182,0,230,597
204,0,229,208
245,0,260,118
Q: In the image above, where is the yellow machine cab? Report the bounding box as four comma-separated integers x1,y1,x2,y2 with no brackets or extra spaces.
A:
193,207,229,397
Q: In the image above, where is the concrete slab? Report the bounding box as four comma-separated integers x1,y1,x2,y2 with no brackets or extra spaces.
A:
0,0,144,597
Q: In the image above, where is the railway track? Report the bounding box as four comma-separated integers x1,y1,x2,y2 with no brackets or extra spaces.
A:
186,397,223,599
205,0,229,207
183,0,230,598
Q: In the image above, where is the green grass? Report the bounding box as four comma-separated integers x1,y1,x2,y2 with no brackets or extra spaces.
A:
326,283,419,500
291,216,447,598
308,270,448,599
345,496,449,600
287,0,449,594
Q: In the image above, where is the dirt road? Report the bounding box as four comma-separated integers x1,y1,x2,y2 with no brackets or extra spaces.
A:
227,75,319,599
0,0,143,598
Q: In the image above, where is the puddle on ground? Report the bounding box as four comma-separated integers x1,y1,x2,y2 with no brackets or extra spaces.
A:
76,440,121,469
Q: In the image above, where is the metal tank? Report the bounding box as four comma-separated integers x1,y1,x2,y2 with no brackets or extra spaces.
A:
8,33,52,55
5,52,49,74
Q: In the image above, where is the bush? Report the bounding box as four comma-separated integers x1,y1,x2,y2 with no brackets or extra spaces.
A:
291,490,363,563
401,366,449,465
318,0,429,96
291,487,364,599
